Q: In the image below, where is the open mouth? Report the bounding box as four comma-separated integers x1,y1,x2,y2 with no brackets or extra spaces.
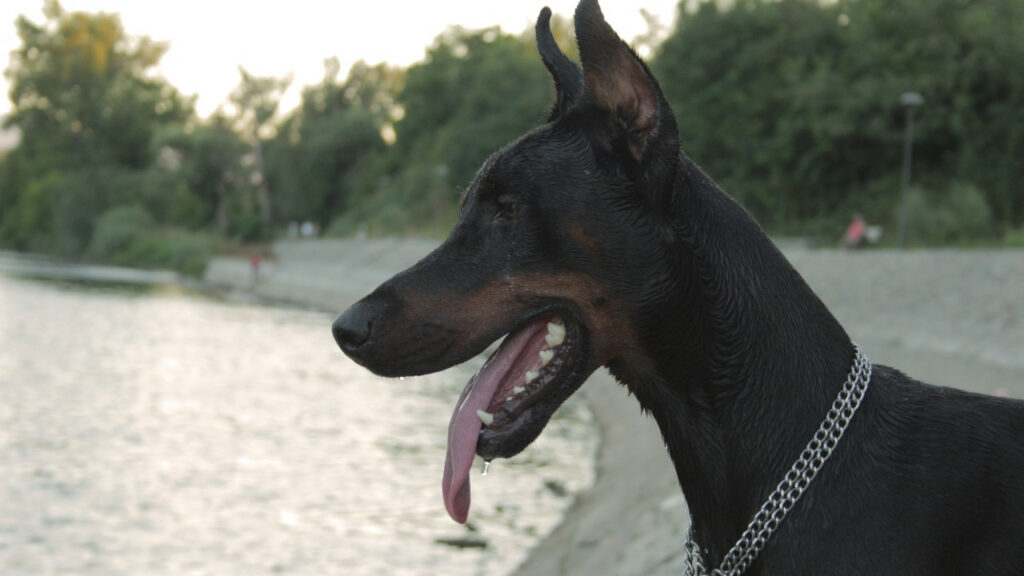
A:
442,311,589,523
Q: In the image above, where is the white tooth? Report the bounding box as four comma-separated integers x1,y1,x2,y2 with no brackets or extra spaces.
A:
539,349,554,365
476,410,494,426
545,331,564,347
507,396,514,402
547,321,565,339
525,371,539,384
513,386,526,394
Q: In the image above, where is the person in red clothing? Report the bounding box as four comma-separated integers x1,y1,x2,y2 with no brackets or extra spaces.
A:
250,251,261,283
842,213,867,248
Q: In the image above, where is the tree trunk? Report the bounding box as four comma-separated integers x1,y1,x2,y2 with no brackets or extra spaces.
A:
216,179,229,234
252,127,272,226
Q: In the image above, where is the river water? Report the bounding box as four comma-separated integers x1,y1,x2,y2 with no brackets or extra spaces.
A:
0,266,596,576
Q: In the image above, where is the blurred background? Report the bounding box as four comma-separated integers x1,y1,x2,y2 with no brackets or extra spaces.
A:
0,1,1022,575
1,0,1021,265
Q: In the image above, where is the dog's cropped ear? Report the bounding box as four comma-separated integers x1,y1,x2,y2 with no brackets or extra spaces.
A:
536,7,582,121
574,0,673,167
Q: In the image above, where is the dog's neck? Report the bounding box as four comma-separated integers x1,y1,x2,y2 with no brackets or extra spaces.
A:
609,154,854,564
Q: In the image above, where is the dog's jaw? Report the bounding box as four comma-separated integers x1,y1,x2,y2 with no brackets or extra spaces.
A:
443,313,591,523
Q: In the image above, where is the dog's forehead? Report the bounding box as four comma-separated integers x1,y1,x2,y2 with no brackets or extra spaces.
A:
458,155,498,210
511,124,588,165
482,127,592,189
459,122,603,215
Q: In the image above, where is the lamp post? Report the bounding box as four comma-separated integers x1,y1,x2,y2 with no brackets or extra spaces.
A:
897,92,924,248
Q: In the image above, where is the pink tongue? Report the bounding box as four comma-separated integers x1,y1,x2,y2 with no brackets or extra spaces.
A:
442,326,537,523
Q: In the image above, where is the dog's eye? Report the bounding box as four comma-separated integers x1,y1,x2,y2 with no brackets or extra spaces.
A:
495,198,520,221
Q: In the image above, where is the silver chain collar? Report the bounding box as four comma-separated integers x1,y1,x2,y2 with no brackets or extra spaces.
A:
683,344,872,576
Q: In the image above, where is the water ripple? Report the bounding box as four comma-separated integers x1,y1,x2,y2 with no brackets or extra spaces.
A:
0,271,596,576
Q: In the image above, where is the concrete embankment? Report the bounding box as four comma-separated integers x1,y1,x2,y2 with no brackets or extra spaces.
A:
205,239,1024,576
204,238,439,311
0,250,179,286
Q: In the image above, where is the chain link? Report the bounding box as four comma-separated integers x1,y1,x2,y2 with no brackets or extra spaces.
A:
683,344,872,576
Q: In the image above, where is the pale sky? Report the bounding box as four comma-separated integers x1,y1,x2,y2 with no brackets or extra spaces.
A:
0,0,679,120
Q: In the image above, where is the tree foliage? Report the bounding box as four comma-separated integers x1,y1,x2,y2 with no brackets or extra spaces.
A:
654,0,1024,236
228,67,291,227
2,0,1022,262
263,60,394,230
151,114,251,233
5,0,190,169
336,26,553,235
0,1,193,254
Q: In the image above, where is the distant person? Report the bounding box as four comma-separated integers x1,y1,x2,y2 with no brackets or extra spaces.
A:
842,213,867,248
250,251,261,283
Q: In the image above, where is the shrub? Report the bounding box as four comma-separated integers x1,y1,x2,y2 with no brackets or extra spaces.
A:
903,182,994,246
89,205,156,259
1003,227,1024,248
158,230,217,277
88,205,217,277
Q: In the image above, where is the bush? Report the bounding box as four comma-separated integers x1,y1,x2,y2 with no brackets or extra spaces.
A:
1003,227,1024,248
0,170,60,251
89,205,156,259
904,182,994,246
88,205,217,277
227,214,271,243
131,229,218,278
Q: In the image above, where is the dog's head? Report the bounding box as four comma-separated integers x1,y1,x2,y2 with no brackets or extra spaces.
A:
333,0,682,523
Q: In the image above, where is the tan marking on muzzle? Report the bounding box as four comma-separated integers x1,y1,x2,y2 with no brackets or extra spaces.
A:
395,270,656,383
393,278,519,345
505,272,655,378
568,223,603,257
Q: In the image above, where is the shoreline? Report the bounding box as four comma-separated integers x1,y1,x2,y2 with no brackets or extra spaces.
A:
204,239,1024,576
0,250,180,286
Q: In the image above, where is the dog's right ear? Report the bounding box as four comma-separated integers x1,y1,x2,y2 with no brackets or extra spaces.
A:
536,7,582,121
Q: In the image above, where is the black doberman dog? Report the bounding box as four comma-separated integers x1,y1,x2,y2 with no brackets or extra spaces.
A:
333,1,1024,573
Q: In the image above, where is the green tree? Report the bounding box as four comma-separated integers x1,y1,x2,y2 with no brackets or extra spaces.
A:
654,0,844,226
653,0,1024,237
265,60,395,230
835,0,1024,229
321,58,404,127
4,0,190,168
367,26,552,234
150,114,250,233
1,0,192,252
228,67,291,229
395,26,551,185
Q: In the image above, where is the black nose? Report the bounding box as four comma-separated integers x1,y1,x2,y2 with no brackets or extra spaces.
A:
332,299,380,353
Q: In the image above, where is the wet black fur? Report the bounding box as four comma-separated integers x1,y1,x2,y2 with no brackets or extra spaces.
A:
333,1,1024,573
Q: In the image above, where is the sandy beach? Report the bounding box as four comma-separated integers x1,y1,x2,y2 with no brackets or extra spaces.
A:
205,239,1024,576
